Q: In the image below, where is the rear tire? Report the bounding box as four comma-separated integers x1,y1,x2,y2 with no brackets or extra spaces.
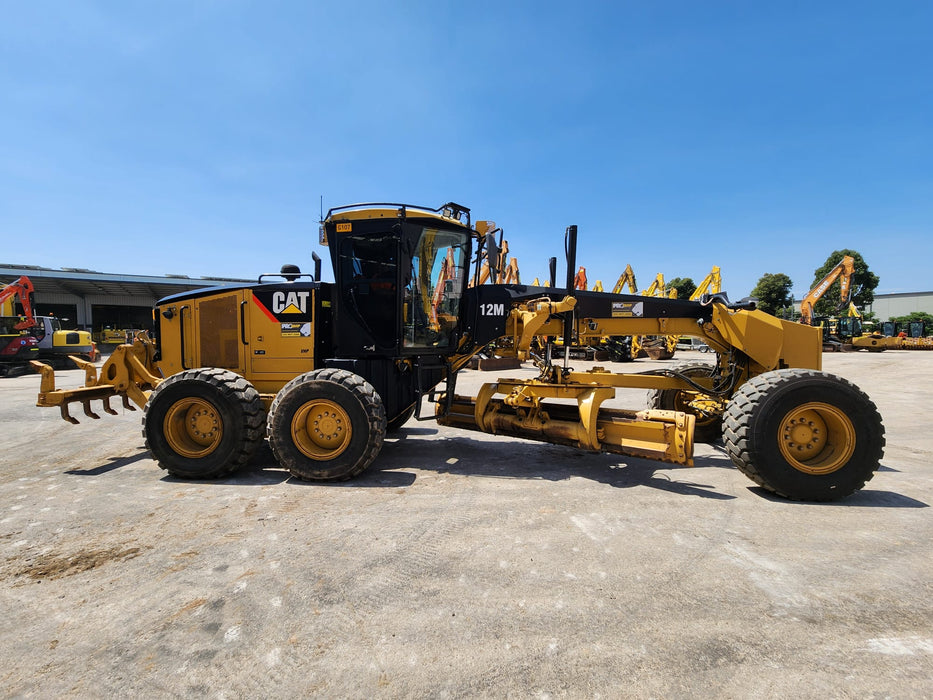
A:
647,363,725,443
268,368,386,481
722,369,884,501
143,368,266,479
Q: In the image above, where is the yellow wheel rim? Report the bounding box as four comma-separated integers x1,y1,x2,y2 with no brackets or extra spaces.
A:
778,402,856,475
292,399,352,460
164,397,223,459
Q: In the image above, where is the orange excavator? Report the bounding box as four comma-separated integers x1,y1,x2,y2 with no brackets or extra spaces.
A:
0,276,37,329
573,266,587,290
0,275,99,371
0,276,40,376
799,256,855,326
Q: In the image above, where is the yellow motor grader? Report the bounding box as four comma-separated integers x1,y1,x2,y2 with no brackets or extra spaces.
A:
32,202,885,501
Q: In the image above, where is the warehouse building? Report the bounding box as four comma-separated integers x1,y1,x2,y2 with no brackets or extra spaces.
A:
865,291,933,320
0,264,251,334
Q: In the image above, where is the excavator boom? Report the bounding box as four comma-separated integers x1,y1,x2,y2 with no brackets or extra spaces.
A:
0,276,37,330
612,264,638,295
689,266,722,301
800,256,855,325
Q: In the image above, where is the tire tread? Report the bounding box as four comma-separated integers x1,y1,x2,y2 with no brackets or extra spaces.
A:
267,368,385,481
722,368,885,501
143,368,265,479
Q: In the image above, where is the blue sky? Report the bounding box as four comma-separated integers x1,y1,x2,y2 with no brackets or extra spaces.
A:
2,1,931,299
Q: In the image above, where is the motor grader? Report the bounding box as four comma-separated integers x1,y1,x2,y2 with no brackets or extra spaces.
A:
32,202,885,501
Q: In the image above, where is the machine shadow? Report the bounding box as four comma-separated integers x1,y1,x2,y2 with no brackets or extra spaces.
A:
373,429,738,500
747,485,928,508
67,449,151,476
69,432,917,508
140,427,740,496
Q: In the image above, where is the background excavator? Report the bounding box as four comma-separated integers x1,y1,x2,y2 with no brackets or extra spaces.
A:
0,276,40,376
31,201,885,502
636,272,681,360
795,255,904,352
0,275,99,373
798,255,860,351
470,222,521,286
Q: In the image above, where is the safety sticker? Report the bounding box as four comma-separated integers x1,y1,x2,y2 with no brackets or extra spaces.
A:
281,322,312,337
612,301,644,318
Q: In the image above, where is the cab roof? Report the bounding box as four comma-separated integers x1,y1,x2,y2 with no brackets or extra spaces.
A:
324,202,471,229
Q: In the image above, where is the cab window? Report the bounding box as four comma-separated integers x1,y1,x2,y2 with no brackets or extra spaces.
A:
403,227,468,349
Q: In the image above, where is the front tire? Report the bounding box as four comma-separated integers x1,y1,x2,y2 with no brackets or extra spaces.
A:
722,369,885,501
268,368,386,481
143,368,266,479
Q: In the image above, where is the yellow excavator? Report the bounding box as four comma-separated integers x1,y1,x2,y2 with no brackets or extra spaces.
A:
470,222,521,286
613,264,638,295
31,201,884,501
669,265,723,346
589,264,639,362
691,266,722,301
637,273,680,360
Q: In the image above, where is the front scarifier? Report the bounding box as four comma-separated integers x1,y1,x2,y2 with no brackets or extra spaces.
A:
722,369,885,501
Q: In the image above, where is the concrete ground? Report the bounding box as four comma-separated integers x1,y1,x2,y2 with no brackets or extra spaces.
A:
0,351,930,698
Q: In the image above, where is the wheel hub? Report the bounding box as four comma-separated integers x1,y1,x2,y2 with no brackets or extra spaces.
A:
164,397,223,458
293,400,352,459
778,402,856,475
191,409,218,440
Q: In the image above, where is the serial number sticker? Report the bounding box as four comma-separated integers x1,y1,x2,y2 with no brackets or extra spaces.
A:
336,222,352,232
281,322,312,337
611,301,644,318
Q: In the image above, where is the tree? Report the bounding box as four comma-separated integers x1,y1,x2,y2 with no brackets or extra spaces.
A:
890,311,933,336
811,249,879,317
667,277,696,300
891,311,933,325
750,273,793,316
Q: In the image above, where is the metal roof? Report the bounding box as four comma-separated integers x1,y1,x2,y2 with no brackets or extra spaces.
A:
0,263,251,301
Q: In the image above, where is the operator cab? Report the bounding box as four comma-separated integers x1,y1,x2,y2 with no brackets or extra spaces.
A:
322,203,473,359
